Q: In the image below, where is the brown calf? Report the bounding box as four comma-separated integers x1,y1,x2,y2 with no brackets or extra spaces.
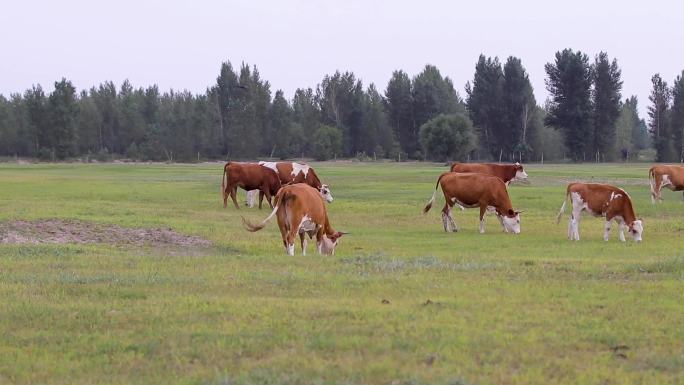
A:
423,172,522,234
556,183,643,242
649,165,684,203
221,162,281,209
242,184,345,255
450,162,528,185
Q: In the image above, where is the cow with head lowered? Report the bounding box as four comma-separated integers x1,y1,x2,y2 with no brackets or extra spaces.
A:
423,172,523,234
242,183,346,256
556,183,643,242
649,164,684,203
246,161,333,207
221,162,281,209
450,162,528,185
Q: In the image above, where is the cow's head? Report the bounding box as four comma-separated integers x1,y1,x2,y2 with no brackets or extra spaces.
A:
319,184,333,203
318,231,347,255
629,219,643,242
514,162,528,181
500,209,522,234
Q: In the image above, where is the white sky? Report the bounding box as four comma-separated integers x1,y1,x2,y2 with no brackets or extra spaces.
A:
2,0,683,118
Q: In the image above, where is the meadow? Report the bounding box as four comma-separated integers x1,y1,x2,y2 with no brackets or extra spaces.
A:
0,161,683,385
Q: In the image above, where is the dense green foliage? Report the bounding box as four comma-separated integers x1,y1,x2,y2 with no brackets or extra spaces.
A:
418,114,476,161
1,162,683,384
0,54,677,163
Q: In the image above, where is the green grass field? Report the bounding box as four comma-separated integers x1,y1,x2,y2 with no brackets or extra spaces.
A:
1,162,683,385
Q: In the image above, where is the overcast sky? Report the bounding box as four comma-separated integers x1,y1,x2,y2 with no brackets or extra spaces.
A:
2,0,683,118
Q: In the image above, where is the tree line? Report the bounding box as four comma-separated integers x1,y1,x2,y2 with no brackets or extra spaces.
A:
0,49,680,163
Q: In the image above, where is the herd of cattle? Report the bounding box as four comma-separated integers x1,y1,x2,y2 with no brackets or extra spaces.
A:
221,160,684,255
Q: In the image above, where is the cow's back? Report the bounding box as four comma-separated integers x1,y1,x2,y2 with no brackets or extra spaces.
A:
452,163,510,181
279,183,327,222
227,162,280,191
451,163,489,174
440,172,507,206
652,165,684,187
568,183,624,214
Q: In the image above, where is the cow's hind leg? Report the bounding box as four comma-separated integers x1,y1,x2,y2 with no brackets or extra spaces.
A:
229,186,240,209
441,203,457,232
570,210,581,241
283,219,300,256
299,232,308,256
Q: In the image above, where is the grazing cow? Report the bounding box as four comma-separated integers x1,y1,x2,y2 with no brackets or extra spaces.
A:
450,162,528,185
242,184,346,256
221,162,281,209
247,161,333,207
556,183,643,242
423,172,522,234
649,165,684,203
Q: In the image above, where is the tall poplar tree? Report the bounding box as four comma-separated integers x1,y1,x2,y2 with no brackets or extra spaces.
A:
545,49,593,161
385,70,414,156
670,71,684,162
591,52,622,161
648,74,673,161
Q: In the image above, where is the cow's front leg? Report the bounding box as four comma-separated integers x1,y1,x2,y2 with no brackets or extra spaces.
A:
618,221,626,242
497,214,508,233
257,191,264,209
479,206,487,234
603,220,612,241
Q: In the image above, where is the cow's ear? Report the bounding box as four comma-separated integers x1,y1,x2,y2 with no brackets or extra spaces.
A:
508,209,515,216
329,231,347,242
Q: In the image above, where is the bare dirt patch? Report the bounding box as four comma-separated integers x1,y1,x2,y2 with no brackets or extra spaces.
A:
0,219,212,249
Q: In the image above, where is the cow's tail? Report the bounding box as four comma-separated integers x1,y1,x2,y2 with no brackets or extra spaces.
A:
242,190,289,232
648,167,656,202
423,173,446,214
221,162,229,195
556,188,570,224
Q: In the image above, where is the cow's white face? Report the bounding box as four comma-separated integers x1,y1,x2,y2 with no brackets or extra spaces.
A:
501,209,522,234
514,163,528,180
630,219,643,242
319,184,333,203
318,231,345,255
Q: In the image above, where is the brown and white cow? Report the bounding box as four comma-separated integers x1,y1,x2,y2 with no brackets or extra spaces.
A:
450,162,528,185
423,172,523,234
242,183,346,256
649,164,684,203
246,161,333,207
221,162,281,209
556,183,643,242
